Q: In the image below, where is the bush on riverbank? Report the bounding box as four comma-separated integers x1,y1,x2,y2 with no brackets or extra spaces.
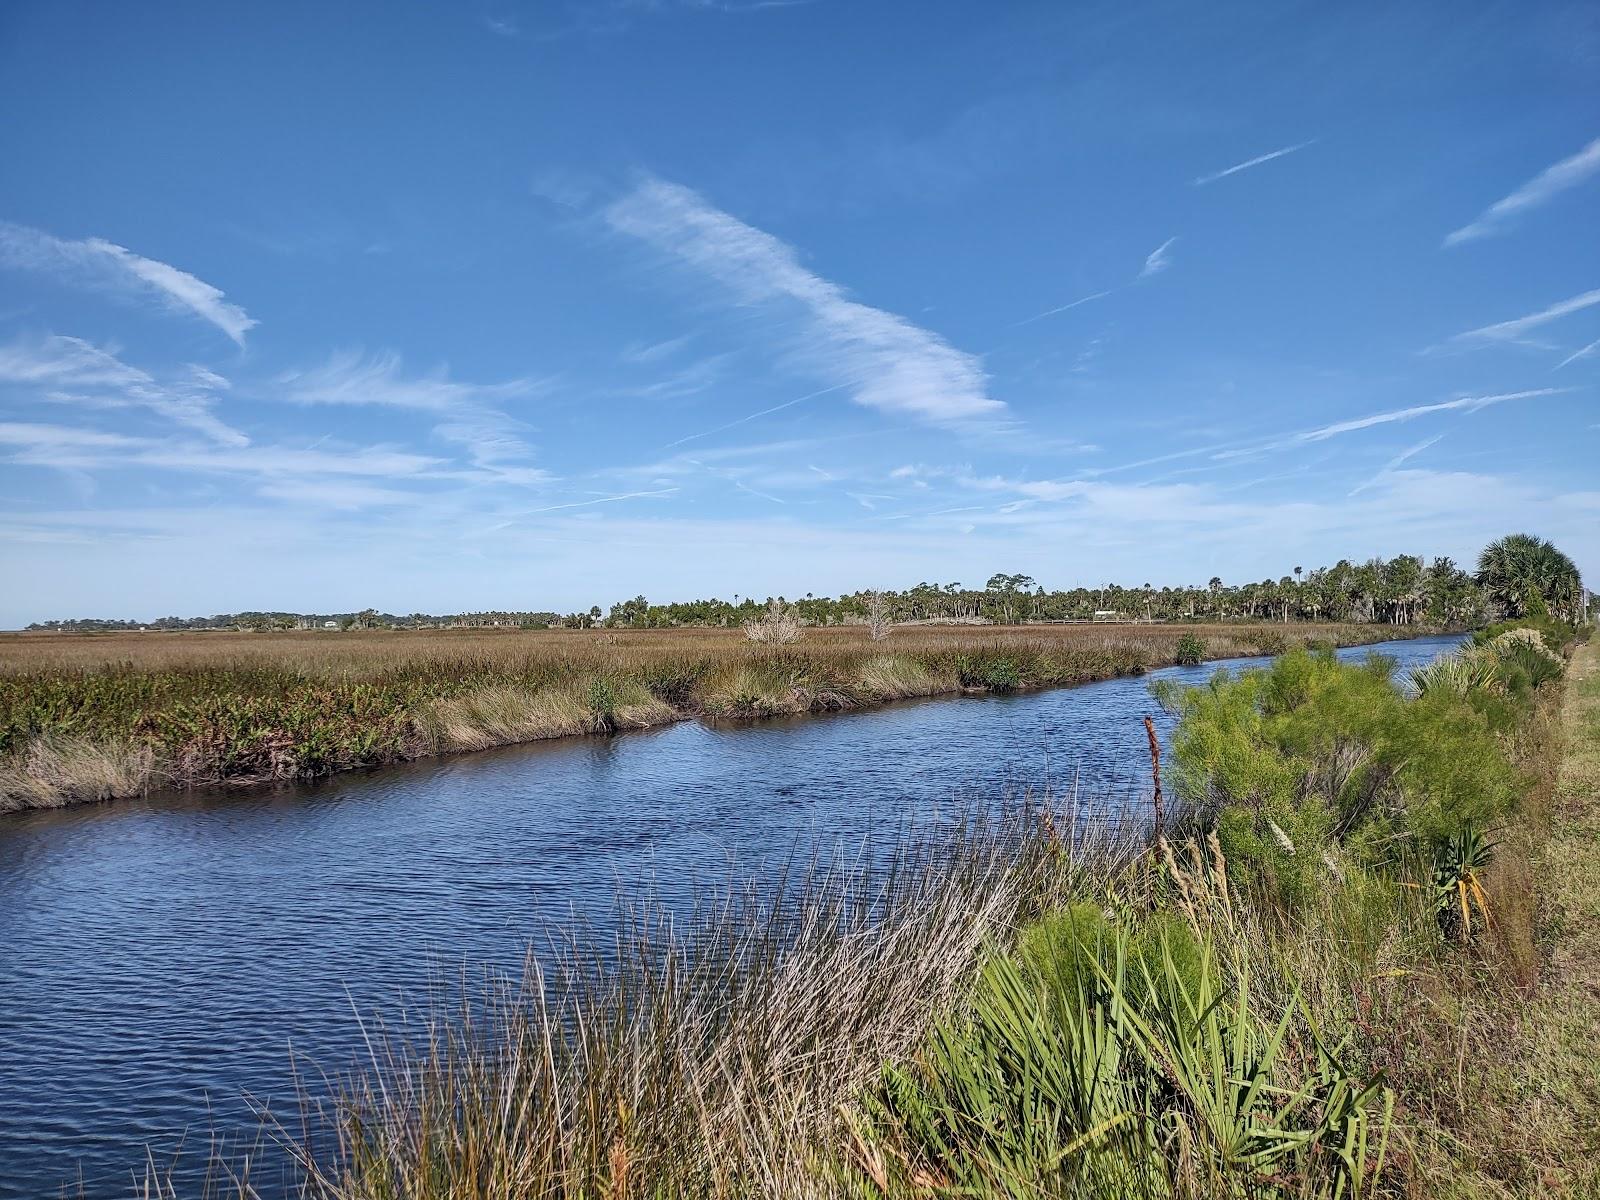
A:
1153,646,1528,908
0,623,1409,813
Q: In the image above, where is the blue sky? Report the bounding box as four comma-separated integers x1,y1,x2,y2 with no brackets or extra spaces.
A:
1,1,1596,626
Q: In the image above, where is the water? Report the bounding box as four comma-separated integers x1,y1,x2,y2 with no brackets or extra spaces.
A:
0,634,1463,1197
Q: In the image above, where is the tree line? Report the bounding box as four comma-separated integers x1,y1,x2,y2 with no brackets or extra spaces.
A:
26,534,1586,634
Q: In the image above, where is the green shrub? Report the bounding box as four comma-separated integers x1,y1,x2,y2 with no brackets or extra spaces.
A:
949,652,1022,692
1174,631,1205,665
1473,614,1580,655
1017,905,1206,1014
1015,901,1110,998
586,676,617,729
1252,630,1289,657
1155,649,1520,908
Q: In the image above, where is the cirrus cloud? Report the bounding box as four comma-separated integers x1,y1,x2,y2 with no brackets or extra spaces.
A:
0,220,257,345
605,177,1005,428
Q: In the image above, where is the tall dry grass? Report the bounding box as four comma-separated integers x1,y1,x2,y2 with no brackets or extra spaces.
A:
0,733,155,812
0,624,1405,813
139,802,1143,1200
0,622,1393,678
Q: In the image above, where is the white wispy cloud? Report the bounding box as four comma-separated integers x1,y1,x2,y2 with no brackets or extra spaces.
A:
1087,388,1563,478
1192,140,1314,186
1012,289,1112,327
0,220,257,345
1293,389,1560,442
0,333,147,388
1139,237,1177,278
0,334,247,446
610,352,732,400
0,421,143,449
254,480,421,509
1348,434,1444,495
1444,136,1600,247
279,350,551,484
279,349,533,411
605,177,1005,427
1205,389,1564,466
1555,336,1600,370
506,487,679,516
2,426,442,481
621,333,695,363
1450,288,1600,347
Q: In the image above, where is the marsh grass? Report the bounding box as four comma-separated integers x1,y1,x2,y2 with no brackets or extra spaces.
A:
0,623,1402,812
139,807,1405,1200
144,802,1141,1200
0,732,155,810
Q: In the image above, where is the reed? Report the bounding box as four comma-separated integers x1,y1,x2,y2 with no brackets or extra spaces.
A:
144,803,1141,1200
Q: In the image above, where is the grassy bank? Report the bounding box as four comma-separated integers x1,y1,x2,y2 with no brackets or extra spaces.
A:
1385,629,1600,1195
132,620,1593,1199
0,622,1408,813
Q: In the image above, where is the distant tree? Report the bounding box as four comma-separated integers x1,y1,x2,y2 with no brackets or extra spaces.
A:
985,573,1036,623
1477,533,1582,620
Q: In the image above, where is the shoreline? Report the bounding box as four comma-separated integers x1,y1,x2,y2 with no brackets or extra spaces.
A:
0,623,1440,816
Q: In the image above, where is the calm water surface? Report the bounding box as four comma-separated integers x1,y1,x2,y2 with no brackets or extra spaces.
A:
0,634,1464,1197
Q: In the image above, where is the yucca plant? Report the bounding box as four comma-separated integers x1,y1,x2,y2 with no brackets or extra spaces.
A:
1431,824,1495,941
1119,935,1389,1198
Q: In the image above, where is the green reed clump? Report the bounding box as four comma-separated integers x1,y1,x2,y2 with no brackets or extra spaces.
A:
140,684,419,782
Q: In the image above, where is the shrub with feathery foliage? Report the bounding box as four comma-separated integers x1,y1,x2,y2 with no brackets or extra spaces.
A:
1153,648,1524,907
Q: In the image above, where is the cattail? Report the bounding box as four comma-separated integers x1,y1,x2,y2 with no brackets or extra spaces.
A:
1162,837,1200,927
1207,830,1233,922
1321,846,1345,882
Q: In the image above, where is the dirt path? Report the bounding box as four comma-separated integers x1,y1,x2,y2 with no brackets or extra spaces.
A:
1528,635,1600,1192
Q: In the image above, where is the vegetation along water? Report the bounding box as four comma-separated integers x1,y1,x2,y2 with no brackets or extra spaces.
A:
79,611,1594,1200
0,533,1592,1198
9,541,1580,814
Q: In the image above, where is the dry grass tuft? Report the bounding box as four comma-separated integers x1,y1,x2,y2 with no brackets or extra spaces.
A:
0,734,157,812
414,685,599,752
854,654,948,700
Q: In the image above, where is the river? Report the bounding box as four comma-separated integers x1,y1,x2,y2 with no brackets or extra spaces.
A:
0,634,1463,1197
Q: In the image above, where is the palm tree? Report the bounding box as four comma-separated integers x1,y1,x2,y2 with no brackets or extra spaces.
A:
1477,534,1582,619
